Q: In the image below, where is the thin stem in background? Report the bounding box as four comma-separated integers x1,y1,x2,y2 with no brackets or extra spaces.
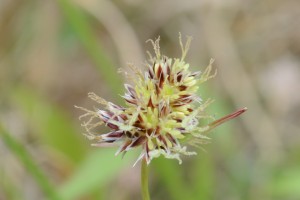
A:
141,158,150,200
0,123,63,200
56,0,123,96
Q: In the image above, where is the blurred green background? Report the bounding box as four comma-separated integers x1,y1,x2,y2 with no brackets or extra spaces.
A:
1,0,300,199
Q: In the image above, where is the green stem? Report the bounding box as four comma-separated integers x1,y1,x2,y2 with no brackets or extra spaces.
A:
0,123,62,200
141,159,150,200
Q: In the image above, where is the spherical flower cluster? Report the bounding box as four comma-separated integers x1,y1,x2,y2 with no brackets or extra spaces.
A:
76,35,246,166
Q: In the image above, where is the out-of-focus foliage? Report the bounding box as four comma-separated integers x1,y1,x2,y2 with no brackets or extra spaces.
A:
1,0,300,199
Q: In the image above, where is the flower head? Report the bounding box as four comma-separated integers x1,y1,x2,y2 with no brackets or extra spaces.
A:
76,34,247,166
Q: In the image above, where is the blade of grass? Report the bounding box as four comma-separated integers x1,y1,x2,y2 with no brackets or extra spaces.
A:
59,149,136,200
12,86,86,164
56,0,123,95
0,123,63,200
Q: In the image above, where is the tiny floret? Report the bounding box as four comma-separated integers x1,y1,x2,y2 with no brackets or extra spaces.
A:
76,34,246,166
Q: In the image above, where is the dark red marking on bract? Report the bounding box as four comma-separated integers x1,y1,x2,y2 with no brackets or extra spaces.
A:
99,111,113,121
105,130,124,138
179,94,191,99
119,114,128,120
147,97,154,108
182,98,193,104
119,140,133,154
166,133,177,145
177,127,185,132
174,118,182,123
107,122,119,130
173,95,193,105
125,84,136,98
158,135,168,147
138,114,143,123
178,85,187,91
159,72,165,89
176,73,183,82
156,65,162,79
167,66,171,82
148,69,154,79
133,120,144,129
172,102,188,107
160,104,167,117
146,128,153,136
110,103,125,111
187,108,193,112
131,136,147,147
154,127,161,136
125,98,137,105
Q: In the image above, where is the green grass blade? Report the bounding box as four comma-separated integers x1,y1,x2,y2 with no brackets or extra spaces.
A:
59,149,136,200
56,0,123,95
0,123,63,200
12,86,86,164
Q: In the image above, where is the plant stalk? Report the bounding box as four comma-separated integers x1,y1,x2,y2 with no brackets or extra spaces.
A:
141,158,150,200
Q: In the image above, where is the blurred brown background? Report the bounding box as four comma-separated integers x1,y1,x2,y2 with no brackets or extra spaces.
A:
1,0,300,200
